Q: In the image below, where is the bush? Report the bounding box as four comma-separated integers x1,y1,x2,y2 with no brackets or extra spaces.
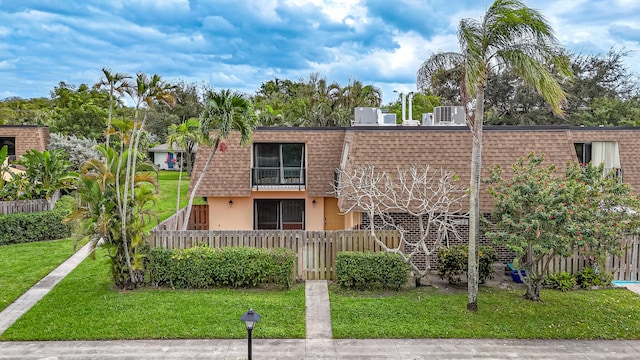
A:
148,246,296,289
0,201,72,245
543,272,576,291
48,133,101,170
437,245,498,284
335,252,409,290
576,267,613,289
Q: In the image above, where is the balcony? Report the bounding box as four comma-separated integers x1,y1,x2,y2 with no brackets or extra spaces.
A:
252,167,306,190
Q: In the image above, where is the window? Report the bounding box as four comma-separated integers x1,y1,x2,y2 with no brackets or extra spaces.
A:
254,199,305,230
574,143,592,165
253,143,305,186
0,137,16,161
575,141,622,182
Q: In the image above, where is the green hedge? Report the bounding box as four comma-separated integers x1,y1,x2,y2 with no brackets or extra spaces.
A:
0,202,72,246
437,245,498,284
148,246,296,289
336,251,409,290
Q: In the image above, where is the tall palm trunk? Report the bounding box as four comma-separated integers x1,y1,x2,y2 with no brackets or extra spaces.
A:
182,138,219,230
176,164,183,214
106,87,114,147
467,85,484,312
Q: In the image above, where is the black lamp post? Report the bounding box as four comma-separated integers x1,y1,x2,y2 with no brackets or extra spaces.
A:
240,308,261,360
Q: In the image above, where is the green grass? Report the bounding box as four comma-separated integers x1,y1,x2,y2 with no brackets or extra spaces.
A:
330,285,640,339
0,170,197,316
0,248,306,340
0,238,80,312
149,170,204,229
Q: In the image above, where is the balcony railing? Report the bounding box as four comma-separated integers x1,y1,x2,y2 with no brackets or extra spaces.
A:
252,167,306,188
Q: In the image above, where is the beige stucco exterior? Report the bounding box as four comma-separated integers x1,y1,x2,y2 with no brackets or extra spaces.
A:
207,190,332,231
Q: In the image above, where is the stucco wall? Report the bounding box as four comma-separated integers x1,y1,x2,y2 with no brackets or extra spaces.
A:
207,190,326,230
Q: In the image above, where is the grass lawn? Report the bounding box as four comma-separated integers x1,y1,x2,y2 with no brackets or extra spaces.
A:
0,238,81,312
149,170,193,227
330,285,640,339
0,248,306,340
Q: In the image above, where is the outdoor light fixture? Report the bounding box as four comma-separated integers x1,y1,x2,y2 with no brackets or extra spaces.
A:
312,199,317,206
228,199,233,206
240,308,261,360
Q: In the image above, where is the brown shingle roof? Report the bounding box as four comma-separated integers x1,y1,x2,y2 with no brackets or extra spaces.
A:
189,126,640,213
190,128,345,197
342,127,577,212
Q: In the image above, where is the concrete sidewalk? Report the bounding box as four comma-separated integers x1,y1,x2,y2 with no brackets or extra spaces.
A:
1,338,640,359
305,280,333,339
0,242,93,335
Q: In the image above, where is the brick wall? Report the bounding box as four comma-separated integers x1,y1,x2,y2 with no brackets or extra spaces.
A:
361,212,515,270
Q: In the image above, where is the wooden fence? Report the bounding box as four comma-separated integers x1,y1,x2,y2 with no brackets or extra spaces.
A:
148,229,401,280
534,235,640,281
154,205,208,231
0,190,60,215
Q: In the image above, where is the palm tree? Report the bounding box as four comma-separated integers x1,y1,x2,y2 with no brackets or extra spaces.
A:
95,68,131,146
416,0,571,311
167,117,210,213
99,73,175,287
68,140,156,289
182,89,257,230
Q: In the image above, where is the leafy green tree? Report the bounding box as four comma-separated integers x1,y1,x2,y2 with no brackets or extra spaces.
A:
486,153,576,300
416,0,571,311
183,89,257,230
0,97,54,125
94,68,132,146
254,74,385,127
50,82,111,140
564,162,640,269
386,92,440,123
486,153,640,301
145,80,205,140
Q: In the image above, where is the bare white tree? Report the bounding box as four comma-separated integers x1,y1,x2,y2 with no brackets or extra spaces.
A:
335,164,469,279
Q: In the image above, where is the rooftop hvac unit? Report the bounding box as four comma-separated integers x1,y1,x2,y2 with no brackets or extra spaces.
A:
381,113,397,125
354,107,378,126
422,113,433,126
433,106,465,125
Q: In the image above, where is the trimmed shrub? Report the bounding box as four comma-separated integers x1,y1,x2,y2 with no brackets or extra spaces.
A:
437,245,498,284
543,272,576,291
0,201,72,245
148,246,296,289
576,267,613,289
335,251,409,290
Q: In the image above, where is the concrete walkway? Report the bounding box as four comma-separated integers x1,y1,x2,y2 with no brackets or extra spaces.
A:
0,242,93,335
1,338,640,359
305,280,333,339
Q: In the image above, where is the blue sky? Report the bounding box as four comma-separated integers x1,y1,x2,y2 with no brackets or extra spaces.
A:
1,0,639,104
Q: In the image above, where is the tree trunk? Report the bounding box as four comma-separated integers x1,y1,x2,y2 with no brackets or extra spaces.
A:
524,274,542,301
186,147,193,177
111,243,145,290
176,166,183,214
106,87,114,147
182,139,219,230
467,86,484,312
